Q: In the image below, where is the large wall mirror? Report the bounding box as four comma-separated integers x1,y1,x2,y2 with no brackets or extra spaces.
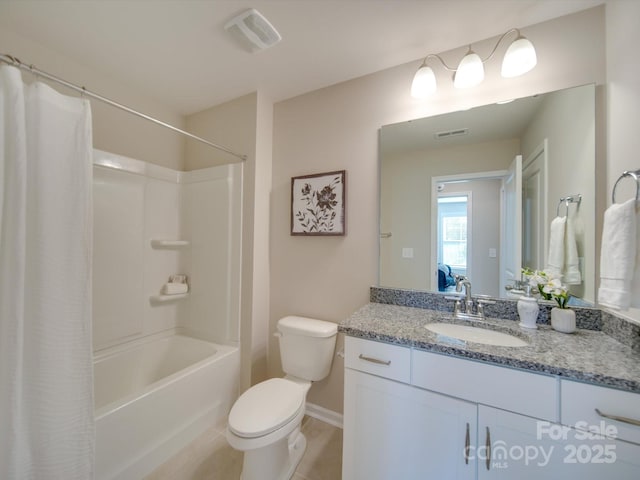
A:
379,84,595,304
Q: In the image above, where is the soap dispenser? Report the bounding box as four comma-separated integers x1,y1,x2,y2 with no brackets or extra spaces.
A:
517,285,539,329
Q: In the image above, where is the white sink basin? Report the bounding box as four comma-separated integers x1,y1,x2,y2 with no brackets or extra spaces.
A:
425,322,528,347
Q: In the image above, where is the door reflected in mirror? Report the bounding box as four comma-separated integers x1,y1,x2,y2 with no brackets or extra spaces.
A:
379,84,595,304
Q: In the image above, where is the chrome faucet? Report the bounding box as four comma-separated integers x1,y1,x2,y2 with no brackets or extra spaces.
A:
445,275,495,320
455,275,474,314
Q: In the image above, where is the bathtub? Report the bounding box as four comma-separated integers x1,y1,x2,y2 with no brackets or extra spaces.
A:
94,332,239,480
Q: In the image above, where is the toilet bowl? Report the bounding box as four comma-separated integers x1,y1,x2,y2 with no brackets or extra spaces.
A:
226,378,310,479
226,316,337,480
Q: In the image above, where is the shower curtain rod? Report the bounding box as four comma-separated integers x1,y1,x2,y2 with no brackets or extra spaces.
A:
0,54,247,161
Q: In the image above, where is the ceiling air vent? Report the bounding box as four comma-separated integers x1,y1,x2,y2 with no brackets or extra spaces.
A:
434,128,469,139
225,8,282,53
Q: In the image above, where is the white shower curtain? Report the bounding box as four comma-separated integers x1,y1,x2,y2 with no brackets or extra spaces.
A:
0,65,94,479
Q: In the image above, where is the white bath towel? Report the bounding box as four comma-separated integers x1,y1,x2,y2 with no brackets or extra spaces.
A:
598,198,638,310
546,216,566,279
564,216,582,285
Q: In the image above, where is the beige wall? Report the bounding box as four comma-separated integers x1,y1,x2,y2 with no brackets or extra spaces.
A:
271,6,606,414
0,28,185,170
185,93,257,171
380,139,519,293
251,93,274,385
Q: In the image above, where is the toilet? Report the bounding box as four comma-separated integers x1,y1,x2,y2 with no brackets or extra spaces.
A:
226,316,337,480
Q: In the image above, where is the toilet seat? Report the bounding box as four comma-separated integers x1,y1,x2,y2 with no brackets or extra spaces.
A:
228,378,305,438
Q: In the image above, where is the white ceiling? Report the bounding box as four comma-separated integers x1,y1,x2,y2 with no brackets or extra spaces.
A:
0,0,604,115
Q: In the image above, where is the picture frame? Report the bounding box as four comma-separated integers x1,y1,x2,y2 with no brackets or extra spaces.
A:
291,170,346,236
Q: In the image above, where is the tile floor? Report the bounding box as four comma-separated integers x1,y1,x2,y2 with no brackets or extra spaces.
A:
145,416,343,480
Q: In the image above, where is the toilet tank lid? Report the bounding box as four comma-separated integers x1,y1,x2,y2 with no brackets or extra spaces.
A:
277,316,337,338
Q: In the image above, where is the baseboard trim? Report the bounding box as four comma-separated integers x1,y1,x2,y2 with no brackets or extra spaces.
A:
305,402,343,429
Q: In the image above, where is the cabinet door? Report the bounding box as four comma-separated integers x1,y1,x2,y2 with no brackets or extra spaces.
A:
478,406,568,479
478,406,640,479
343,368,476,480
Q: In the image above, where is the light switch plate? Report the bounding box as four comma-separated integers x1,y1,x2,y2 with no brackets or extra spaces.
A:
402,248,414,258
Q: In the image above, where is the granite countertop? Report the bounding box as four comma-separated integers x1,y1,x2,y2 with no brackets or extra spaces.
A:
339,302,640,394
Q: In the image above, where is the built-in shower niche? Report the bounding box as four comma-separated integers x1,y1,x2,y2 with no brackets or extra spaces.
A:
92,149,242,351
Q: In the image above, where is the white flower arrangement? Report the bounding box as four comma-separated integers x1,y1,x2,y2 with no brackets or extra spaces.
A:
521,268,570,309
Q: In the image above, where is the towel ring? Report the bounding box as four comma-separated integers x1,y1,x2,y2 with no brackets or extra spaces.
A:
611,170,640,204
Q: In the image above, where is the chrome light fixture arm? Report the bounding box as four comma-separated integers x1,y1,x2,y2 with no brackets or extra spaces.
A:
479,28,521,63
419,53,458,72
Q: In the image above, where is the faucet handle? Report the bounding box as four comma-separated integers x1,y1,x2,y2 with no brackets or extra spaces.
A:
476,299,496,318
444,295,463,315
444,295,463,301
477,299,496,305
444,295,464,306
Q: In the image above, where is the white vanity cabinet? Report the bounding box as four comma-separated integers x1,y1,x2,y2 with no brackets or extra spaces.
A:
343,337,477,480
343,335,640,479
557,379,640,478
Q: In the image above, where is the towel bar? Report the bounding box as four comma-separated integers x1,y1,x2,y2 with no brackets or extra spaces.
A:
612,170,640,204
556,194,582,217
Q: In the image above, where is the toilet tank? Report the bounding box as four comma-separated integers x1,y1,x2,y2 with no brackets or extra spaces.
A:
277,316,337,381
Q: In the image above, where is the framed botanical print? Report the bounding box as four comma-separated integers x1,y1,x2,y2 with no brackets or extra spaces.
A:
291,170,346,236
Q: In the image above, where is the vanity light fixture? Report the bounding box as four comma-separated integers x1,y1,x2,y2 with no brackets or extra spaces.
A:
411,28,537,99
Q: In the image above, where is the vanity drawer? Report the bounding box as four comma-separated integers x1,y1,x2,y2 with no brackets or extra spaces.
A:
561,380,640,444
411,349,559,422
344,336,411,383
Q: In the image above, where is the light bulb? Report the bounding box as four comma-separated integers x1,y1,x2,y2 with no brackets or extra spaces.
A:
501,36,537,78
411,64,437,98
454,50,484,89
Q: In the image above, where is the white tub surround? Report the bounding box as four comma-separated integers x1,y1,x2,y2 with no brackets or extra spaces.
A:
92,149,242,348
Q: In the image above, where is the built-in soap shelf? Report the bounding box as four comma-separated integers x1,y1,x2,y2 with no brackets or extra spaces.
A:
149,293,189,304
150,239,190,249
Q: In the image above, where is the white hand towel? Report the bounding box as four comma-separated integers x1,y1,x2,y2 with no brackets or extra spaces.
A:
563,216,582,285
546,216,566,279
598,198,637,310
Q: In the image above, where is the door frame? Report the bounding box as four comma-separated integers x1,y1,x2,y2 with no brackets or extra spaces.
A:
430,170,507,292
522,139,549,271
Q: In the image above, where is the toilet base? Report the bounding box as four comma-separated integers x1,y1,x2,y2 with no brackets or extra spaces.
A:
240,428,307,480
